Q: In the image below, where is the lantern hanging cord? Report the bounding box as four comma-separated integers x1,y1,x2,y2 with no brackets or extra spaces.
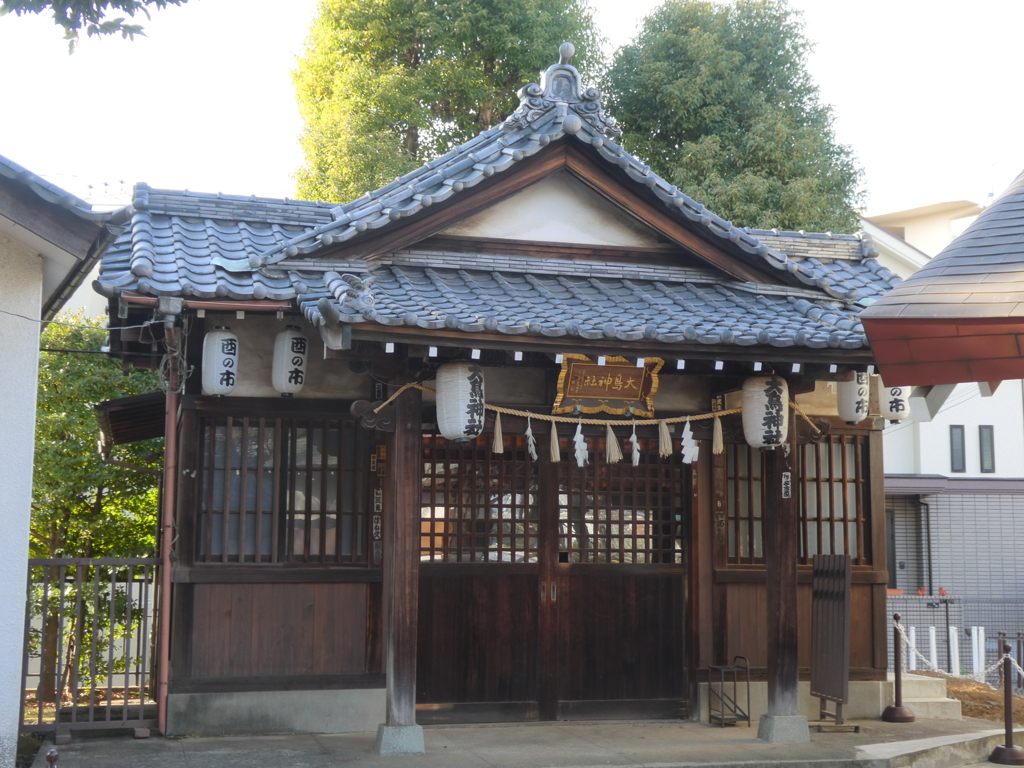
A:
374,381,824,433
788,400,824,436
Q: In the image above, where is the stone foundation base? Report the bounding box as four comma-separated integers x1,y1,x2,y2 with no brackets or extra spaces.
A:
166,688,385,736
757,714,810,743
376,724,425,755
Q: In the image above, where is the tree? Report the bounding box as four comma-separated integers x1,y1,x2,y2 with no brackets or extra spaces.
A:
603,0,862,233
32,312,162,704
294,0,602,203
32,312,162,561
0,0,185,50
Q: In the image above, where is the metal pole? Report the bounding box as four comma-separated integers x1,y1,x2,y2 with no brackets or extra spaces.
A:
883,613,915,723
989,643,1024,765
157,323,179,735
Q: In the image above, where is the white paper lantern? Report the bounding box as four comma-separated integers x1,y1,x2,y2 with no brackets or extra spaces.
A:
837,372,871,424
879,379,910,423
272,325,309,397
436,362,485,442
202,326,239,396
741,375,789,450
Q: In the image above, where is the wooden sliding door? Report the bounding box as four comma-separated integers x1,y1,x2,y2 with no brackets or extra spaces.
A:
417,429,688,723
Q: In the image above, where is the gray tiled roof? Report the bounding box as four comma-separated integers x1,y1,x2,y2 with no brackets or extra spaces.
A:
94,48,901,352
862,169,1024,320
95,205,883,349
294,260,869,349
240,53,876,305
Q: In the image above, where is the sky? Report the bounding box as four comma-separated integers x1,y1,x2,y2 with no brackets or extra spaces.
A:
0,0,1022,216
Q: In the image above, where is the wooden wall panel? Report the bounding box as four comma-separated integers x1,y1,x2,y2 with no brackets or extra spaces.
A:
555,570,685,702
849,584,876,669
724,583,768,667
189,582,373,679
715,581,885,677
417,570,539,704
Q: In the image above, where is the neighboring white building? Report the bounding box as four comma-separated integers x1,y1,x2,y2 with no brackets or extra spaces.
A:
864,200,1024,674
0,155,126,766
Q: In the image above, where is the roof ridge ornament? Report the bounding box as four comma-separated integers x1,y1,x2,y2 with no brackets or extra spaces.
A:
501,42,620,140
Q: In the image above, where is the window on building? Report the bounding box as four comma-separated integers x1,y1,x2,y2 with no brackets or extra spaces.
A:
196,415,368,564
724,434,870,566
949,425,966,473
979,425,995,473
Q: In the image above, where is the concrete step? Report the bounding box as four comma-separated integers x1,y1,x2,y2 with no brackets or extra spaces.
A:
904,696,964,720
887,673,963,719
901,674,951,699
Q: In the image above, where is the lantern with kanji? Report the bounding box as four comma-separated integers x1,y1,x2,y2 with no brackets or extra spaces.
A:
272,326,308,397
202,326,239,396
741,375,789,450
880,379,910,423
838,371,871,424
436,362,485,442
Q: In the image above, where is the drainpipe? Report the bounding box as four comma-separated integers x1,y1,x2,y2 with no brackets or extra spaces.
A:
920,497,933,596
157,309,181,735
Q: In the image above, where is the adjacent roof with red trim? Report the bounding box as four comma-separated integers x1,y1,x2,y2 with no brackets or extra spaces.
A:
861,169,1024,385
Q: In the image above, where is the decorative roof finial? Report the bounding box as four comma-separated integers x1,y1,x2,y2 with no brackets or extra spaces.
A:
501,42,620,139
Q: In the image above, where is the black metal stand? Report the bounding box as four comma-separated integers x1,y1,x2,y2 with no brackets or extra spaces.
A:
883,613,915,723
990,643,1024,765
710,655,751,728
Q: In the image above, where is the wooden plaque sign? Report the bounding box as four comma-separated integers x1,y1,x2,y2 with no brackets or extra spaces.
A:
552,354,663,417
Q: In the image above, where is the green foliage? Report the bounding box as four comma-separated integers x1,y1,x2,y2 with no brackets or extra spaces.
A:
294,0,602,203
0,0,185,51
604,0,862,233
33,312,162,559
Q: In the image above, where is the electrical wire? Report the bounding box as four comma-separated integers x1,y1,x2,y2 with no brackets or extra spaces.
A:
0,307,157,332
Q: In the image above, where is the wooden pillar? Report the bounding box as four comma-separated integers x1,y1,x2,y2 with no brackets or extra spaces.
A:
763,442,799,717
382,385,422,727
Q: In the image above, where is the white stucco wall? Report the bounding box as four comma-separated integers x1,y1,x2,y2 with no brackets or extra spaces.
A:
0,235,43,768
441,171,662,247
884,382,1024,478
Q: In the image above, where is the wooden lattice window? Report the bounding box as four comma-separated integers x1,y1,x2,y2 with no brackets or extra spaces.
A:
196,415,367,564
557,436,684,564
420,434,540,563
724,434,870,565
798,435,868,565
724,443,764,563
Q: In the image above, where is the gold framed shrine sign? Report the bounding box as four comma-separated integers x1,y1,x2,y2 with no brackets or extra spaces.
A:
552,354,664,417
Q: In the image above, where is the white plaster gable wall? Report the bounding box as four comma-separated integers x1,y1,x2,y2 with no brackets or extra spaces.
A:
440,171,663,247
885,382,1024,478
0,234,43,768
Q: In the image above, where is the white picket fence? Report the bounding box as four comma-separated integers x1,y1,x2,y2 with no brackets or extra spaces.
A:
900,623,1022,687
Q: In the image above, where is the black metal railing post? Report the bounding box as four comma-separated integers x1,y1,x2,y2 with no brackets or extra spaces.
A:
883,613,915,723
990,642,1024,765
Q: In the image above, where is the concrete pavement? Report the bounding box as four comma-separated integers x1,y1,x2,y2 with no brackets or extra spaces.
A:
30,718,1019,768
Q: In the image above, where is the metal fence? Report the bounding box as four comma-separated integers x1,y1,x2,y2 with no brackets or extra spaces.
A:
20,558,160,733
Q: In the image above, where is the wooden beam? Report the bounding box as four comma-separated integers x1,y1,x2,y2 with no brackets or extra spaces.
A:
347,325,878,366
331,145,570,261
563,144,787,286
978,381,1002,397
909,384,956,421
763,434,799,717
382,383,423,726
0,177,101,258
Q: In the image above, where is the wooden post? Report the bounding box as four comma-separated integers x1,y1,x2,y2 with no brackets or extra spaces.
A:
764,444,799,717
757,428,808,743
377,385,425,753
